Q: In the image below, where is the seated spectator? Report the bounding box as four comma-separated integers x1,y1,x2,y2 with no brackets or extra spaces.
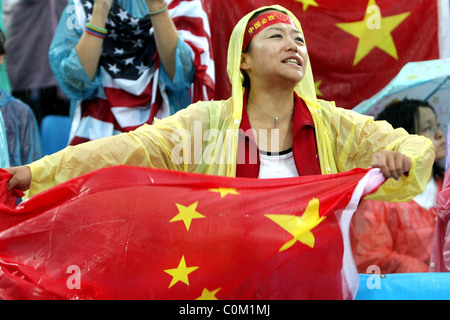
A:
350,99,446,273
3,0,69,124
0,29,43,166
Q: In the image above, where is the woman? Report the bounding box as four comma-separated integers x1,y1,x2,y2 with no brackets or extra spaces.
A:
49,0,214,145
350,99,446,273
5,5,434,203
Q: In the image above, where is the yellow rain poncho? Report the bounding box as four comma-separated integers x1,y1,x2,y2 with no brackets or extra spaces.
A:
28,5,434,202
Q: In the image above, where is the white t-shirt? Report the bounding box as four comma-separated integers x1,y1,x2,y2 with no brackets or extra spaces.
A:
258,148,299,179
413,177,438,210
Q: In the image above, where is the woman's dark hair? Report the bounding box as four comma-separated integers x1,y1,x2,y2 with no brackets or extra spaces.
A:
0,29,5,56
376,98,444,178
376,98,434,134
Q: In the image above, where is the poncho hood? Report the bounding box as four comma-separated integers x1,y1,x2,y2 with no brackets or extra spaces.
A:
226,5,319,127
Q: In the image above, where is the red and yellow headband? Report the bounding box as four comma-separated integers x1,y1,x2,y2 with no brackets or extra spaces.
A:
242,11,298,50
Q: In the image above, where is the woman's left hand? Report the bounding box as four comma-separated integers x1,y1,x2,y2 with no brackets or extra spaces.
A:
372,150,411,180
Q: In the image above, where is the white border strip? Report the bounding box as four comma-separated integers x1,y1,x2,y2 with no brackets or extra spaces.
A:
439,0,450,58
337,168,385,299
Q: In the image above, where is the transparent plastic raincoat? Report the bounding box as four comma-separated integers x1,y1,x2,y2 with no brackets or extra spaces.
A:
0,90,42,166
0,111,9,168
0,2,10,92
26,5,434,201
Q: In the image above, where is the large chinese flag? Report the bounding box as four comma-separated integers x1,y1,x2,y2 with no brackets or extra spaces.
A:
0,166,384,300
202,0,441,109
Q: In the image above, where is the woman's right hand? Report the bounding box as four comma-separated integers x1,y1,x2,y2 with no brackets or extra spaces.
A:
4,166,31,192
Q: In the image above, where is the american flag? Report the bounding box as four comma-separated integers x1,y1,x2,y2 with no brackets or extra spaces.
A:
70,0,215,145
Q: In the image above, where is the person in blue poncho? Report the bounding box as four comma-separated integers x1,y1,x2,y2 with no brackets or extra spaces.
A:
0,0,10,93
0,29,43,167
3,0,69,124
50,0,215,145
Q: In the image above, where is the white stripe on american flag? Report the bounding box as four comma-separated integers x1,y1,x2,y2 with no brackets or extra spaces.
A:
74,116,118,141
178,30,213,62
111,106,151,128
101,67,154,96
169,0,212,36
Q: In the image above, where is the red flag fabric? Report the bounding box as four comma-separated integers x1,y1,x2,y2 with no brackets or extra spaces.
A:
202,0,441,109
0,166,384,300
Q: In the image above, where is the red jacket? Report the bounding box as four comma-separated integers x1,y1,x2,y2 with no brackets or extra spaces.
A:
350,177,443,274
236,90,321,178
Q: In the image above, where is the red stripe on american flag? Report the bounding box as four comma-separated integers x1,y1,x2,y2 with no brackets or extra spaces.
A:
103,83,153,109
173,16,211,39
81,98,115,122
70,136,91,146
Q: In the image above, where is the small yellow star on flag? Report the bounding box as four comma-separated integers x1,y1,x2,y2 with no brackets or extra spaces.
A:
266,197,325,251
170,201,205,231
209,187,239,198
196,287,222,300
336,0,410,66
164,255,199,289
295,0,319,11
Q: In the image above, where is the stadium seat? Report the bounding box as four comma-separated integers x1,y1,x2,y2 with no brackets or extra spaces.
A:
40,115,71,156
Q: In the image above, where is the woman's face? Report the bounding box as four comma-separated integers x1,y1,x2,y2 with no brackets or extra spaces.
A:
418,106,446,161
241,21,308,87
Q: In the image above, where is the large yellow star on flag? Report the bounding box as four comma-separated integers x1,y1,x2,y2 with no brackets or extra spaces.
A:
266,197,325,251
164,255,199,289
196,287,222,300
336,0,410,66
170,201,205,231
209,187,239,198
295,0,319,11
